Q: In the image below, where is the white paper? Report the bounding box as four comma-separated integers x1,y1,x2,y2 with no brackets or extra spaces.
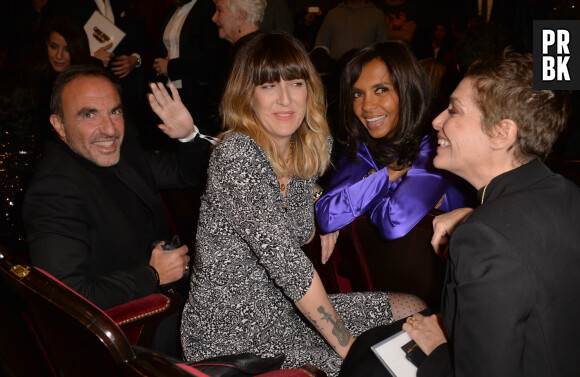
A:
371,330,418,377
83,11,126,54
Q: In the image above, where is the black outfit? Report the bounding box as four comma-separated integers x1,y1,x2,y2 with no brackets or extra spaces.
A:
153,0,229,136
60,0,151,120
23,135,208,357
212,30,261,119
23,136,208,309
341,160,580,377
449,0,532,51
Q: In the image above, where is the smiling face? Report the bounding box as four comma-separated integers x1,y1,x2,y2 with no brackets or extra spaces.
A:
47,31,71,73
432,78,493,185
50,75,124,167
212,0,241,44
352,58,400,139
252,78,307,148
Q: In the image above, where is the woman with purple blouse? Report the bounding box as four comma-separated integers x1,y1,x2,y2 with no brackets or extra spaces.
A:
315,41,472,249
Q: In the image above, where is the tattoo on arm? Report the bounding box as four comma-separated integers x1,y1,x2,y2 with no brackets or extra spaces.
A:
317,306,351,347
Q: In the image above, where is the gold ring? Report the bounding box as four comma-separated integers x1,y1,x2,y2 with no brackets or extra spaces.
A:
407,317,417,326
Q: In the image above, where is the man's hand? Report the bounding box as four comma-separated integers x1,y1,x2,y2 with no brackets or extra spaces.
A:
94,42,114,67
149,243,190,285
402,313,447,356
153,57,169,76
148,82,196,139
111,54,138,78
431,208,473,257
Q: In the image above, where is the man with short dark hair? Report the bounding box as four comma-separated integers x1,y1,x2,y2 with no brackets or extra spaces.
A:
23,64,209,356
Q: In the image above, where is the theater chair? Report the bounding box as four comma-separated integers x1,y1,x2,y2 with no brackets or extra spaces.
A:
336,209,447,310
0,246,326,377
106,289,181,347
545,157,580,187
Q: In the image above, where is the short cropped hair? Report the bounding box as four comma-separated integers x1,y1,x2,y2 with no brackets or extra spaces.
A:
220,32,330,179
50,64,121,119
466,49,571,163
340,41,433,169
222,0,266,26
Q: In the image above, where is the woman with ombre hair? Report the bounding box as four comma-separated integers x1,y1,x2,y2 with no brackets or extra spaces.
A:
150,33,425,375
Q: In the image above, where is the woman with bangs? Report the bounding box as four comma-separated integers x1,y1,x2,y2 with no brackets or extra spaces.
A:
152,33,424,374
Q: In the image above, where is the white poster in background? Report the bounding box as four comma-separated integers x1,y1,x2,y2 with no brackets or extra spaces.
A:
83,11,126,54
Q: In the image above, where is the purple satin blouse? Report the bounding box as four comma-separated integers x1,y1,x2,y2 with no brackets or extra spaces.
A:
315,134,472,240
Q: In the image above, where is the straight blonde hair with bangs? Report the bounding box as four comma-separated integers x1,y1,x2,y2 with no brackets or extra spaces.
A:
220,32,330,179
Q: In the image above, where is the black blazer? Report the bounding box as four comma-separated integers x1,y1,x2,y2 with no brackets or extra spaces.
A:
338,161,580,377
420,160,580,377
153,0,229,135
60,0,151,114
23,136,208,309
63,0,149,58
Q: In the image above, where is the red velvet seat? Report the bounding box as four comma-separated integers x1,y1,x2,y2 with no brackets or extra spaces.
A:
0,246,327,377
106,290,181,346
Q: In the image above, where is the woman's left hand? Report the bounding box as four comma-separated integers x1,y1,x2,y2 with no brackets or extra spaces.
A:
402,313,447,356
387,166,411,182
148,82,196,139
320,231,339,264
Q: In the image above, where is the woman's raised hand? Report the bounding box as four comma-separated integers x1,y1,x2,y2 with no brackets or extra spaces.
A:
148,82,196,139
431,207,473,257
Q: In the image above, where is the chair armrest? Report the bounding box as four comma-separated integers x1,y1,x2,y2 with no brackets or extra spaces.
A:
105,293,182,346
124,352,328,377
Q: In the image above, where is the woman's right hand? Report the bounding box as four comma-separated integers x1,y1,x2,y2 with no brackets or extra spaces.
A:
431,208,473,257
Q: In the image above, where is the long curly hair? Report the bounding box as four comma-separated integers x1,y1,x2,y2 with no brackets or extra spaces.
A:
339,41,434,170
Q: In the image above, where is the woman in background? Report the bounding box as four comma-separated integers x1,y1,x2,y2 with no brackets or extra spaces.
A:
211,0,264,45
316,41,471,261
33,14,93,144
152,0,228,137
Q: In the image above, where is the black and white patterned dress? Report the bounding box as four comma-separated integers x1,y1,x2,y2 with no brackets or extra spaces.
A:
180,132,393,376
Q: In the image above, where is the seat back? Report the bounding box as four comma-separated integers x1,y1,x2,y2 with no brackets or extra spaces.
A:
0,258,53,377
337,210,447,310
545,157,580,187
0,246,135,377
